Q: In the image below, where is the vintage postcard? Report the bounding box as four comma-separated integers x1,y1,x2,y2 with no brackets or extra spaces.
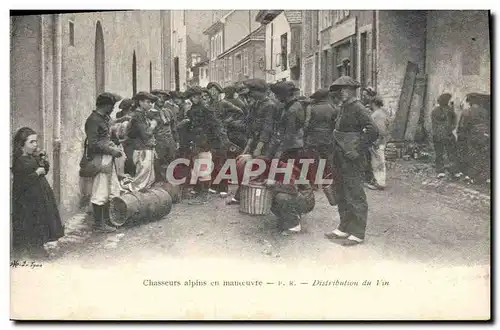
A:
9,9,491,320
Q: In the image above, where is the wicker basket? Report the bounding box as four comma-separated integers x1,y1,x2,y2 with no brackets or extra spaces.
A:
239,183,273,216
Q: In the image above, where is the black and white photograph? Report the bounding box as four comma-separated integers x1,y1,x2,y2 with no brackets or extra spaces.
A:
9,8,491,320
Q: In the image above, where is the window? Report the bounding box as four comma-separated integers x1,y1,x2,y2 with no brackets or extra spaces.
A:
222,58,226,81
218,33,223,55
243,49,249,76
321,49,328,88
69,21,75,46
211,36,216,59
235,53,242,73
227,56,232,80
280,33,288,71
215,36,219,57
200,67,204,79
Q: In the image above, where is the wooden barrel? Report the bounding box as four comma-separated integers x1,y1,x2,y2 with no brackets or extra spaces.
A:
110,193,142,226
239,184,273,216
109,188,173,227
148,188,173,218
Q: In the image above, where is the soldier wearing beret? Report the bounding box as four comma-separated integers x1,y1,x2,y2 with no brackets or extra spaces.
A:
235,81,252,111
324,76,379,246
202,82,240,196
304,88,339,185
225,79,277,205
224,85,248,118
83,92,124,233
205,85,247,197
270,81,306,166
149,90,178,183
241,79,277,158
125,91,158,192
184,86,230,204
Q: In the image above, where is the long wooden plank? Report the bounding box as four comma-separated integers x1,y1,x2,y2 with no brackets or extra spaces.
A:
391,61,419,141
404,73,427,141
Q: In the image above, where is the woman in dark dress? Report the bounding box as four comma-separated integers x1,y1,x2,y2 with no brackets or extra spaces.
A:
11,127,64,258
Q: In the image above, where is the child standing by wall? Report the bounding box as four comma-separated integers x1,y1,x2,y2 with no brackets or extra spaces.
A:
11,127,64,259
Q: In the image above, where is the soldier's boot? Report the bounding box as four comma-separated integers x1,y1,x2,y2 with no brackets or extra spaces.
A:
102,202,118,229
92,203,116,233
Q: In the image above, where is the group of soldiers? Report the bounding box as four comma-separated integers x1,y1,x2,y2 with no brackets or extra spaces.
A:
83,75,382,246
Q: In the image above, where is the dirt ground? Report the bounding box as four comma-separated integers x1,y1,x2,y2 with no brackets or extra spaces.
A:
50,173,490,269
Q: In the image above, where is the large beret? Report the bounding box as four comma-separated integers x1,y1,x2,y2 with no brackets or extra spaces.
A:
437,93,452,106
207,82,223,92
185,86,203,98
133,91,158,102
118,98,134,110
273,81,299,96
243,78,268,93
330,75,361,89
96,92,122,105
151,89,171,98
223,85,236,95
310,88,330,100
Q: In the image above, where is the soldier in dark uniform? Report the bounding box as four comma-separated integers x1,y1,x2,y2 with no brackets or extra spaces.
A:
148,90,178,183
204,82,236,197
225,79,277,205
235,81,252,113
270,81,306,167
240,79,277,158
184,86,230,205
126,91,158,192
221,87,247,150
224,85,248,118
304,88,339,185
83,92,124,233
172,91,187,122
324,76,379,246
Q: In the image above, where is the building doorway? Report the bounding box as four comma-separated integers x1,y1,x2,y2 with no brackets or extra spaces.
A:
174,57,180,91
